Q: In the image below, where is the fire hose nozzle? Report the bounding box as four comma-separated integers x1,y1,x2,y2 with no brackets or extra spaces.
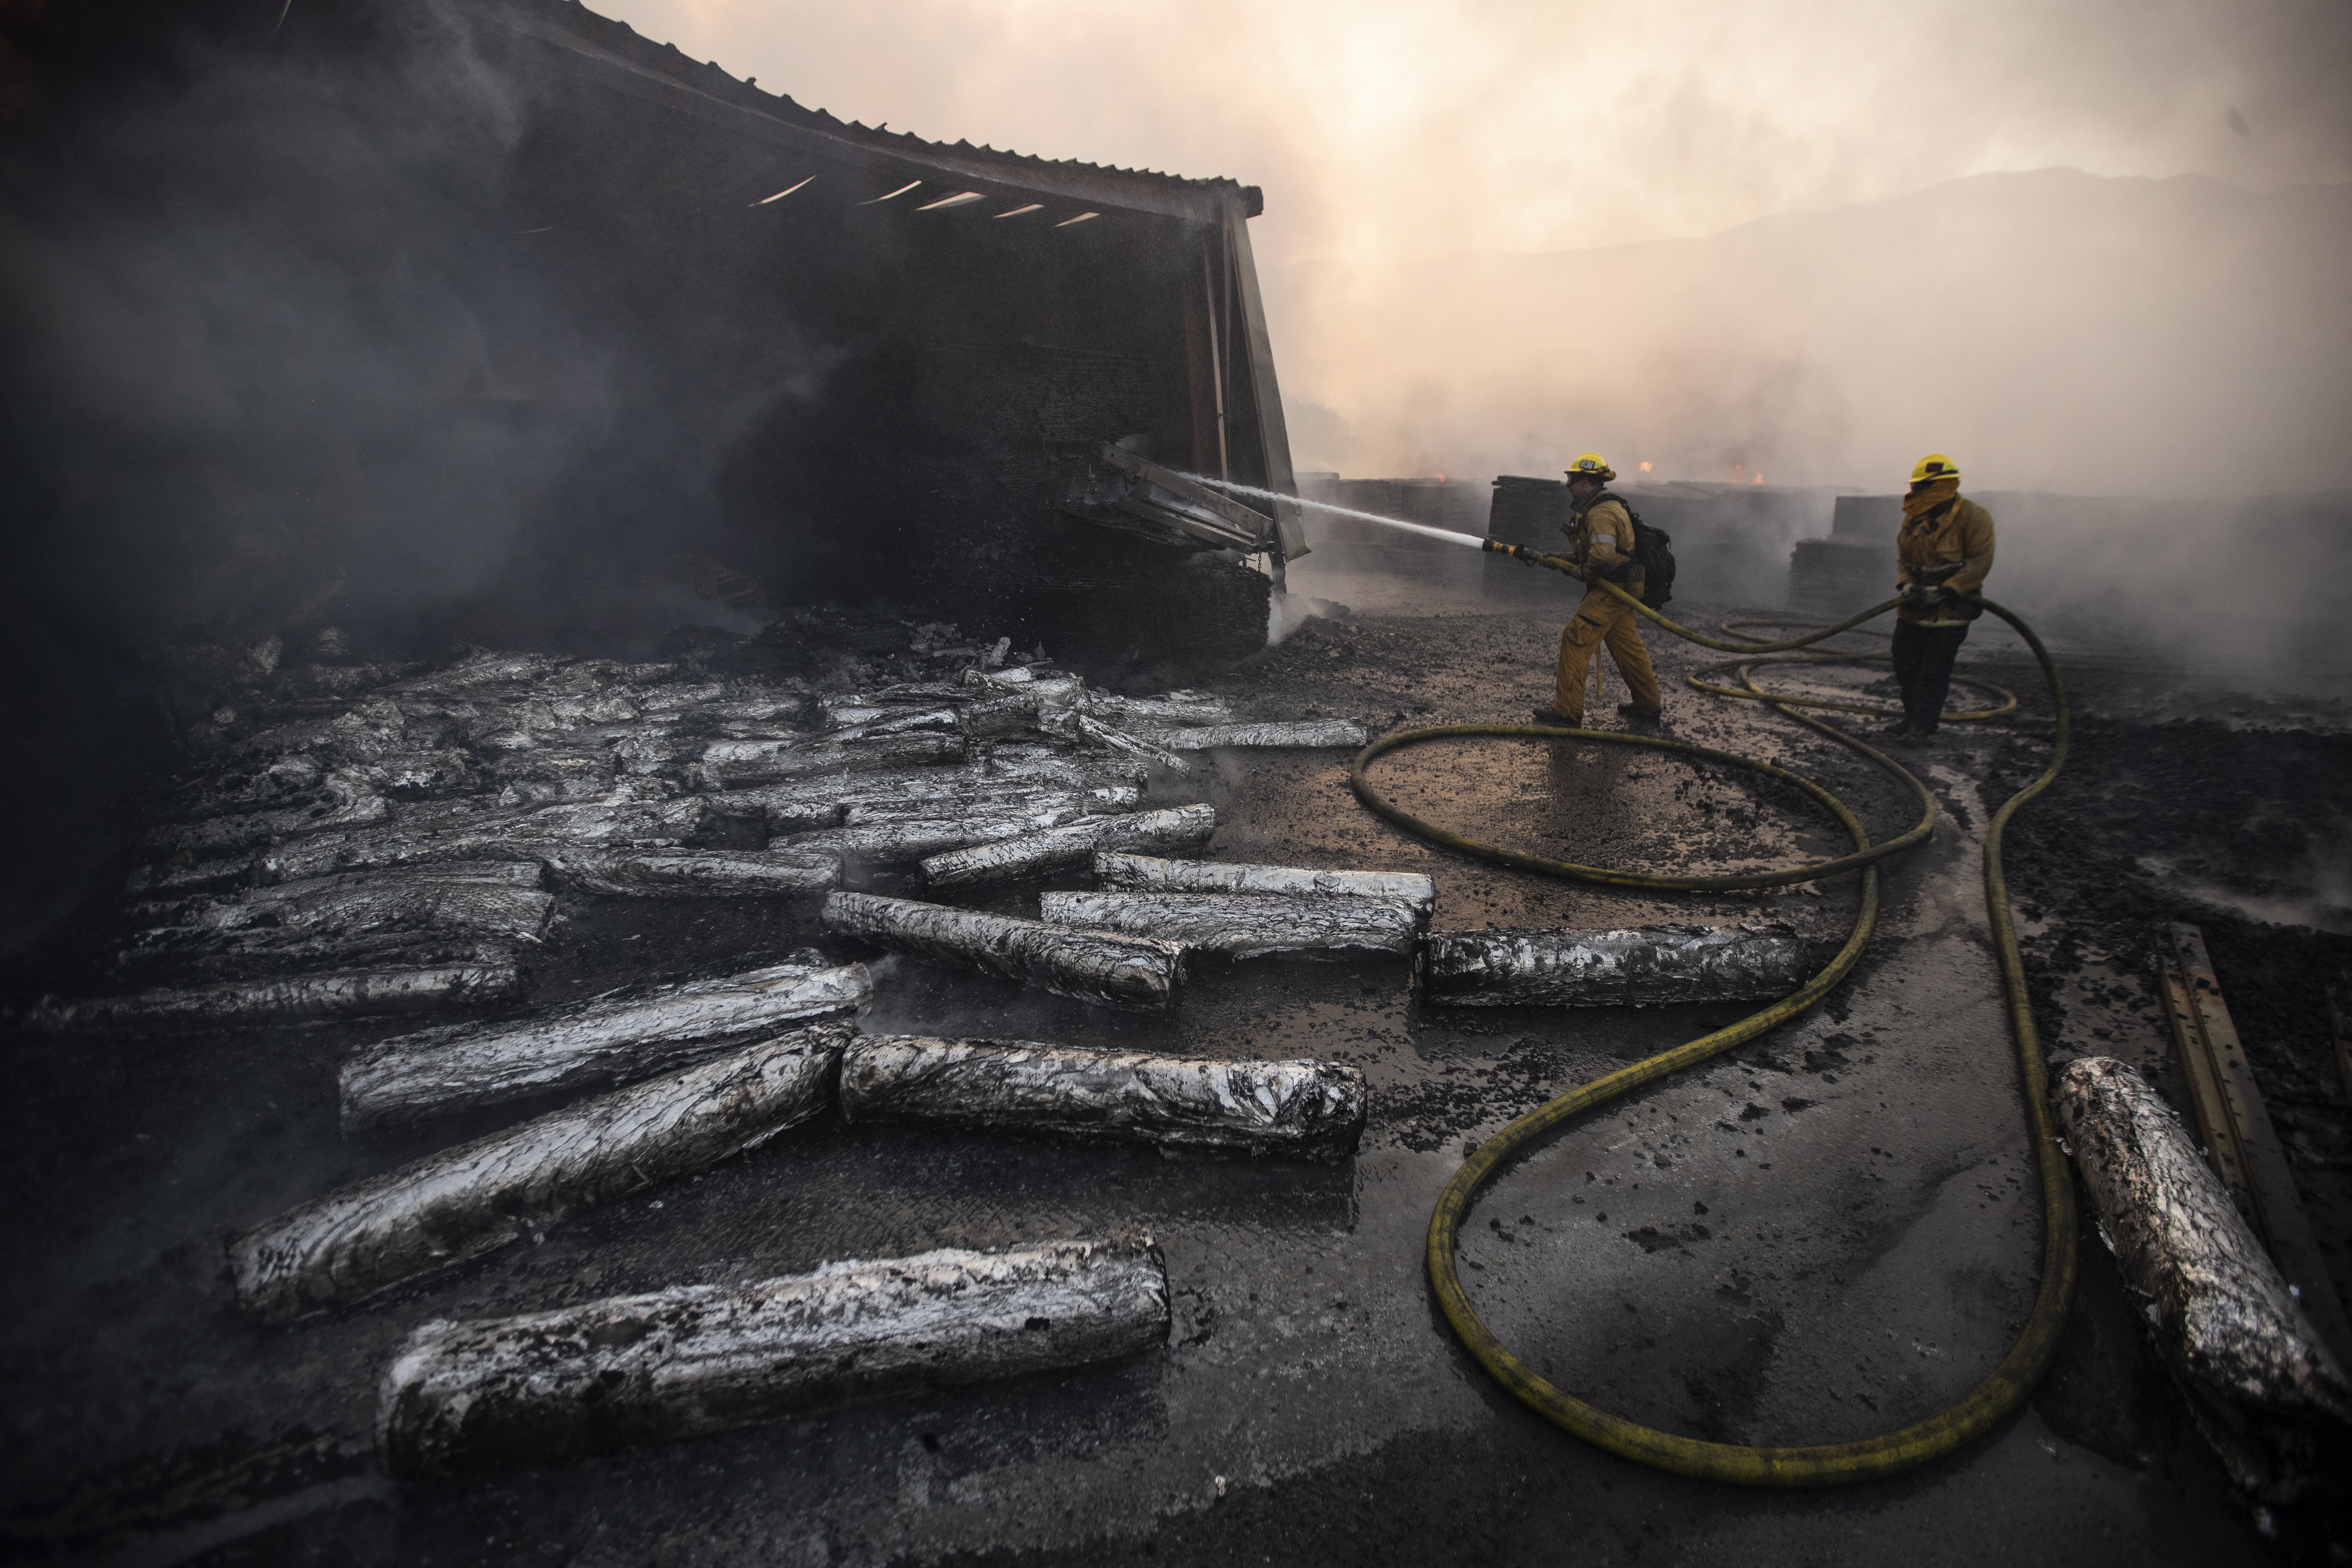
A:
1481,540,1537,564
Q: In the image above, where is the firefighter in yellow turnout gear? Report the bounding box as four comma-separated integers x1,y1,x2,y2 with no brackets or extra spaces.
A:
1889,453,1996,742
1535,453,1664,727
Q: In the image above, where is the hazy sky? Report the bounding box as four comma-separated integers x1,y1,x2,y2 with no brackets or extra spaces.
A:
592,0,2352,488
593,0,2350,257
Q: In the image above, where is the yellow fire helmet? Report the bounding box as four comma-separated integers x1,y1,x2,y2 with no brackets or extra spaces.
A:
1909,453,1961,485
1566,452,1616,481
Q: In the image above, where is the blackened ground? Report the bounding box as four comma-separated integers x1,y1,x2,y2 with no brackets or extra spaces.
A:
2,587,2344,1566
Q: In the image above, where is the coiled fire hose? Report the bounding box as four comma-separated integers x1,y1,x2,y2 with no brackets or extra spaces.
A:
1351,555,2076,1485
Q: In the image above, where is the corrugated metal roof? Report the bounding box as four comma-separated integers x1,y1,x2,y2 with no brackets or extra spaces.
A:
493,0,1263,222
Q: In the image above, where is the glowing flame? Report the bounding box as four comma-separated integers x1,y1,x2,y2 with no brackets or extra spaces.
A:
1638,461,1653,473
1752,473,1764,485
1434,472,1446,481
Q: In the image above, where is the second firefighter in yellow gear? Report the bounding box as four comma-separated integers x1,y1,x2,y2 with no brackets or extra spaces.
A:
1540,456,1662,726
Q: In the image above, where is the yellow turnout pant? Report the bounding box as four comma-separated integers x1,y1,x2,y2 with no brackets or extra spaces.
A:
1552,587,1662,720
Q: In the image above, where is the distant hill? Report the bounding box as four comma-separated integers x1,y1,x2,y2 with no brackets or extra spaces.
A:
1273,169,2352,497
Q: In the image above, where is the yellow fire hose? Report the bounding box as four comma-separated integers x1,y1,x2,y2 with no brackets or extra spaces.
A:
1351,560,2075,1485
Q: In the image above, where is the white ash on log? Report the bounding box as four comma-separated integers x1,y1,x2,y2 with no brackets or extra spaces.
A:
27,959,525,1032
1039,710,1190,772
2053,1057,2352,1499
1094,853,1435,916
341,959,872,1132
843,785,1137,824
1418,924,1821,1007
783,805,1096,868
144,770,387,853
735,760,1146,834
819,706,962,742
543,848,838,897
956,692,1043,738
119,934,524,986
377,1236,1167,1475
233,1025,850,1325
822,892,1181,1010
695,733,965,788
920,804,1216,891
128,879,554,962
1038,891,1418,959
1080,692,1236,728
1136,719,1369,751
841,1036,1367,1161
259,791,718,883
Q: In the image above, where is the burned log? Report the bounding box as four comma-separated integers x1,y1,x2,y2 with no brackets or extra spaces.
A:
842,785,1137,824
543,848,837,898
1418,923,1822,1007
27,959,525,1032
821,892,1180,1010
1038,891,1418,959
1137,719,1370,750
920,804,1216,891
783,805,1094,868
737,761,1146,834
2054,1057,2352,1498
1081,692,1236,729
259,791,717,883
128,878,555,963
1093,853,1435,916
144,770,387,853
696,733,965,788
341,959,872,1131
840,1035,1367,1161
376,1236,1167,1476
232,1025,849,1325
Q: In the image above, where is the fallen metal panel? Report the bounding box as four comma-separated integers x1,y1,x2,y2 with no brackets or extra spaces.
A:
1419,924,1821,1007
2155,922,2352,1374
377,1237,1168,1475
232,1026,849,1324
840,1035,1365,1161
340,960,872,1131
1038,890,1417,959
1094,852,1434,916
821,891,1181,1010
2055,1056,2352,1498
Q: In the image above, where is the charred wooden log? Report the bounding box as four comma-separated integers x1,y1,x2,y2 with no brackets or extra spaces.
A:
821,892,1180,1010
1081,692,1236,729
1038,891,1418,959
341,959,871,1131
27,959,525,1031
542,848,838,897
1418,923,1822,1007
842,785,1137,824
840,1035,1366,1161
126,879,554,964
376,1236,1167,1476
1137,719,1369,750
696,733,965,788
1093,853,1435,916
144,770,387,853
232,1026,849,1325
259,792,718,883
2054,1057,2352,1498
735,760,1146,835
920,804,1216,891
783,805,1095,868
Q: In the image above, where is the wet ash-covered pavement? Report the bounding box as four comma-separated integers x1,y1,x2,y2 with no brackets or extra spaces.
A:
7,590,2344,1566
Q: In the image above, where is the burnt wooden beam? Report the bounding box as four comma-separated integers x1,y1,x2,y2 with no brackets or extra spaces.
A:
232,1026,848,1324
821,892,1181,1010
1038,890,1416,959
377,1237,1168,1475
2155,922,2352,1373
1420,924,1822,1007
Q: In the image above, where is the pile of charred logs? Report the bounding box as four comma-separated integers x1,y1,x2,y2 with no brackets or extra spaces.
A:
36,633,1368,1029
